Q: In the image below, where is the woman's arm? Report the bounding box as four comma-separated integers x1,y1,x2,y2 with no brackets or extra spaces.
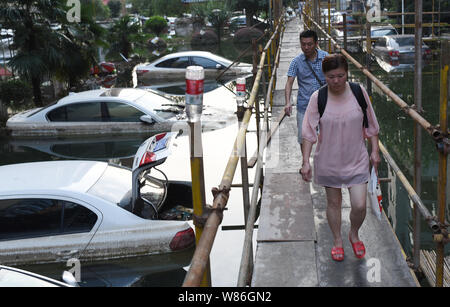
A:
300,140,314,182
369,134,381,173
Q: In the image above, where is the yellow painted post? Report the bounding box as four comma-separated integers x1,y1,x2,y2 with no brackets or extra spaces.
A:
435,62,448,287
185,66,211,287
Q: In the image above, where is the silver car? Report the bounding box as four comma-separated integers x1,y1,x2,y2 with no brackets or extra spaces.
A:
372,34,432,65
134,51,252,84
6,88,183,136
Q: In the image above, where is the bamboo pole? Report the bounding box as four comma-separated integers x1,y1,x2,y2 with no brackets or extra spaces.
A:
182,21,283,287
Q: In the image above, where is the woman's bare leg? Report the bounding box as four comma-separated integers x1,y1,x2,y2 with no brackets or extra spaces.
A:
325,187,343,247
348,183,367,243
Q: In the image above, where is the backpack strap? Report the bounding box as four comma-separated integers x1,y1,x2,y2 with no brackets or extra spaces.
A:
348,82,369,128
317,85,328,118
317,82,369,128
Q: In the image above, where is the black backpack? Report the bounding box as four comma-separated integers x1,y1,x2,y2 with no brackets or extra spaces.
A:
317,82,369,128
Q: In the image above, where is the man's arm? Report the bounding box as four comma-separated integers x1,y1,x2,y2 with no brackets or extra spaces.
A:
284,76,296,116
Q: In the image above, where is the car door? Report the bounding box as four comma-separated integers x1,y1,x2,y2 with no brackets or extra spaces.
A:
0,196,101,265
155,56,190,79
190,56,224,78
373,37,387,61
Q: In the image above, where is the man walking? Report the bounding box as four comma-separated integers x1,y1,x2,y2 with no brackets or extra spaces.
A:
285,30,328,154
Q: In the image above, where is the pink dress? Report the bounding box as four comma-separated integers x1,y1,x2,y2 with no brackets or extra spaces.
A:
302,82,380,188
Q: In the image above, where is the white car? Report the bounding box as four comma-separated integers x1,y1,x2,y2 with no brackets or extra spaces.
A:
6,88,183,136
0,132,195,266
0,265,75,287
134,51,253,84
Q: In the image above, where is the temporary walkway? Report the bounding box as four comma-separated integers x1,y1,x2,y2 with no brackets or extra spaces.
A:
251,16,420,287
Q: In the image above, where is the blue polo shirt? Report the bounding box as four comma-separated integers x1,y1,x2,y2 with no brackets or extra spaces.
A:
287,49,328,113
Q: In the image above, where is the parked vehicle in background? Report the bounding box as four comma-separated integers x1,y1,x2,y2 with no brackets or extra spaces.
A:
228,15,267,32
6,88,183,136
0,132,195,267
134,51,252,84
371,34,432,64
370,25,399,38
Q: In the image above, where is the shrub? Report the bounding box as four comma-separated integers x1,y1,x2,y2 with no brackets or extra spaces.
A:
233,27,264,44
145,16,168,37
191,30,219,45
0,79,33,108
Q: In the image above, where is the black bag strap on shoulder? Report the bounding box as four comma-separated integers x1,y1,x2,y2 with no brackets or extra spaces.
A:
317,82,369,128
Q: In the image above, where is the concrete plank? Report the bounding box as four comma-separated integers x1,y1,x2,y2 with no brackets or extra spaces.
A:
257,172,316,242
314,206,418,287
251,241,318,287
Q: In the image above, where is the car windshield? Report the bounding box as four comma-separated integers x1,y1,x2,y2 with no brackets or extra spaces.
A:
87,164,132,205
87,164,165,215
372,29,396,37
390,37,415,48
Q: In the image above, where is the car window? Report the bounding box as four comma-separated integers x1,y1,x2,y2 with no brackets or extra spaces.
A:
372,29,397,37
104,101,145,122
393,37,415,47
155,56,190,69
47,102,102,122
0,198,97,241
191,57,220,69
375,38,386,47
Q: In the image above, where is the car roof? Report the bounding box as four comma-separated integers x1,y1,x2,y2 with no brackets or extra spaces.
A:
53,88,173,114
150,51,232,66
0,161,109,194
372,25,396,30
385,34,415,39
57,88,147,105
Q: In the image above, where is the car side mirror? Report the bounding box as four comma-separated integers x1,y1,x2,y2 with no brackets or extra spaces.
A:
216,64,224,70
62,271,79,287
140,115,155,125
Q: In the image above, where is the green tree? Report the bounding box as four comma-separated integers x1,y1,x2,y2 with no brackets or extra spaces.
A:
228,0,268,25
107,15,143,60
108,0,122,18
0,0,67,106
206,1,232,41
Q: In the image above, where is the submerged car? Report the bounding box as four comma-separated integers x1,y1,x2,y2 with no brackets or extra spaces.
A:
134,51,252,84
372,34,432,64
0,265,76,287
0,132,195,266
370,25,398,38
6,88,183,136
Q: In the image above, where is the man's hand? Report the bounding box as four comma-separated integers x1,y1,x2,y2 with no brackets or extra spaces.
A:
284,103,292,116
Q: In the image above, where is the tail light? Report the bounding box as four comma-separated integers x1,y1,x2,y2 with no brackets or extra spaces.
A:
388,50,399,57
425,49,431,55
139,151,156,167
170,228,195,251
136,69,149,75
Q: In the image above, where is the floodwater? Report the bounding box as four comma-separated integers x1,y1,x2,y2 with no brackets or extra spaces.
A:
1,36,448,286
0,67,259,286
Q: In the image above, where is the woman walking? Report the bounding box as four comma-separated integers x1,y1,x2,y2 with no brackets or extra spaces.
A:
300,54,381,261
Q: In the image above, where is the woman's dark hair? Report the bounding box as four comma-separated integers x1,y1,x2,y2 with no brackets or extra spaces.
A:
299,30,318,42
322,54,348,73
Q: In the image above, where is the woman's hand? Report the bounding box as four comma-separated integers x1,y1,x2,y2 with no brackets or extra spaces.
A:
300,162,312,182
370,150,381,174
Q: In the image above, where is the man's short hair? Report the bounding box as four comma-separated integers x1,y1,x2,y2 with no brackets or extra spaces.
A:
299,30,318,42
